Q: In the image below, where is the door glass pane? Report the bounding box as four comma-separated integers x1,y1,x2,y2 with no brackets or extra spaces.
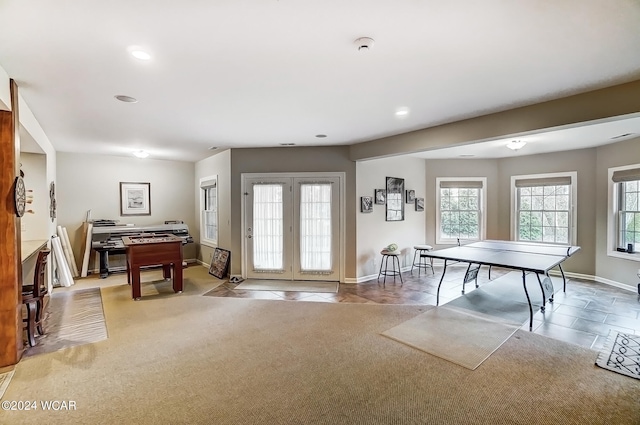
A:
253,184,283,271
300,183,332,272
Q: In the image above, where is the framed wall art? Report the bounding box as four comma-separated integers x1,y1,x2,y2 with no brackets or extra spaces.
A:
120,182,151,216
406,189,415,203
386,177,404,221
361,196,373,213
374,189,386,205
415,197,425,212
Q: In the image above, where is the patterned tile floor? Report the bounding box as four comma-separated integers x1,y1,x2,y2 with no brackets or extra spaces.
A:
206,265,640,351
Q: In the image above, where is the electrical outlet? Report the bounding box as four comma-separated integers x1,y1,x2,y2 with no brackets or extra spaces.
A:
21,223,26,232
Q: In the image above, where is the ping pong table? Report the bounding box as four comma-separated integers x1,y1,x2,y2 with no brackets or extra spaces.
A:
421,240,581,331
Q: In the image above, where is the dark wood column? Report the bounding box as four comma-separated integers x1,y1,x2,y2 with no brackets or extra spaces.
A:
0,79,23,367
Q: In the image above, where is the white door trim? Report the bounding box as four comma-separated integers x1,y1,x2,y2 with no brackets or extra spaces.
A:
241,172,346,283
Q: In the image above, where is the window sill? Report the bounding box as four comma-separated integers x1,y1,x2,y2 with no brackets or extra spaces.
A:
200,240,218,249
607,250,640,262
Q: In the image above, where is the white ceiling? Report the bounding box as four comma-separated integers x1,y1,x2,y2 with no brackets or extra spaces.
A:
1,0,640,162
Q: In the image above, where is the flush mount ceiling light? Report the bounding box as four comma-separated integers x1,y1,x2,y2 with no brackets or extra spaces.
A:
315,134,327,138
279,143,296,146
115,95,138,103
506,140,527,151
133,150,149,158
354,37,374,51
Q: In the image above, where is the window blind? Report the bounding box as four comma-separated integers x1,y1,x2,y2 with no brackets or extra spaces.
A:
612,168,640,183
515,176,571,187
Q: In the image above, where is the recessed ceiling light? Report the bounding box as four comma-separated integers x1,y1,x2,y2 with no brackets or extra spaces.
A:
208,146,218,150
115,95,138,103
395,108,410,117
315,134,327,138
133,150,149,158
280,143,296,146
459,154,475,158
506,140,527,151
129,49,151,61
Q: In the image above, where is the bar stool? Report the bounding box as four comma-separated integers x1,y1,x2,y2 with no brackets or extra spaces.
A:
411,244,434,276
22,249,51,347
378,249,403,287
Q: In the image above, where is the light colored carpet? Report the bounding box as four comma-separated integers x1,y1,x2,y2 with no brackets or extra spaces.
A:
23,287,108,357
596,331,640,380
235,279,339,293
381,305,520,370
0,369,14,399
4,266,640,424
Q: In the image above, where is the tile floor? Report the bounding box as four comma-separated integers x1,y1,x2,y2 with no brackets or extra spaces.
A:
205,264,640,351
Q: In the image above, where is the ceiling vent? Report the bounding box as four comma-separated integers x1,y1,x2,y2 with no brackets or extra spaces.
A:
610,133,634,140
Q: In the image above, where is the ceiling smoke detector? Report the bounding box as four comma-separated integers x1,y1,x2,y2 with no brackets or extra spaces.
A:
354,37,375,51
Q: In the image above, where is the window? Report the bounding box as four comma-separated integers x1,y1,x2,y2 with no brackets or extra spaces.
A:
436,178,486,244
609,165,640,257
200,176,217,247
512,173,576,244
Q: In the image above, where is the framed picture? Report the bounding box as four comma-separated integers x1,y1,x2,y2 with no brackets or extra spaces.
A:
120,182,151,216
361,196,373,213
209,248,231,279
386,177,404,221
415,197,425,212
374,189,386,205
406,189,415,203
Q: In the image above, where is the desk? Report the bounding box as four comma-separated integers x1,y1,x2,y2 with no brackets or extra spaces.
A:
122,234,183,300
422,240,580,331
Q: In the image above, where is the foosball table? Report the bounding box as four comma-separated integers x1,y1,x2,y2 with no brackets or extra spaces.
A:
122,233,184,300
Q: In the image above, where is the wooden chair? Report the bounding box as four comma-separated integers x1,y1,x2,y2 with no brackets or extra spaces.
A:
22,249,51,347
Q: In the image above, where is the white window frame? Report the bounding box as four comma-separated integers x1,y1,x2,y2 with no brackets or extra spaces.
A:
200,175,218,248
435,177,487,245
510,171,577,245
607,163,640,262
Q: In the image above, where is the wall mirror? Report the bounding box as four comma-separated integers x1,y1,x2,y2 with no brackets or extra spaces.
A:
386,177,404,221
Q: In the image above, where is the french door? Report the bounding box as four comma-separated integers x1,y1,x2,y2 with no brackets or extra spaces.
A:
244,175,340,281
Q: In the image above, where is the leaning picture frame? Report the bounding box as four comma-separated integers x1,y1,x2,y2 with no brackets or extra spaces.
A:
120,182,151,216
209,247,231,279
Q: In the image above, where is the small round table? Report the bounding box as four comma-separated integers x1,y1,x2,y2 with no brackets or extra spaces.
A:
378,249,403,287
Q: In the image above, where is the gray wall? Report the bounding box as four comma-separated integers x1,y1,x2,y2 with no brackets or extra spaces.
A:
422,141,640,284
194,149,232,266
57,152,196,273
424,159,500,249
356,156,427,278
229,146,357,278
497,148,596,275
595,137,640,285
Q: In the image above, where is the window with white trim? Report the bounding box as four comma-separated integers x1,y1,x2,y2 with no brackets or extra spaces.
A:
512,173,575,244
610,165,640,253
436,178,486,244
200,176,217,247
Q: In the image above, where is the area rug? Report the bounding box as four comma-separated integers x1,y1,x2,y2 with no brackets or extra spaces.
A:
0,369,14,399
446,271,563,325
24,287,108,357
381,305,520,370
595,330,640,380
234,279,339,293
